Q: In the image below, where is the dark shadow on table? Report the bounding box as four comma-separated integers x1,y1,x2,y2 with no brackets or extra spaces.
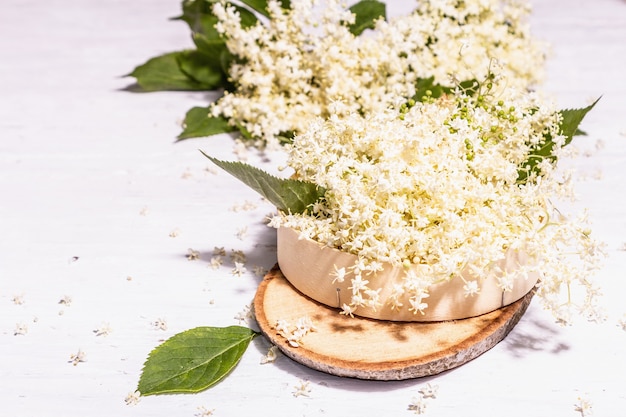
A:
501,310,571,358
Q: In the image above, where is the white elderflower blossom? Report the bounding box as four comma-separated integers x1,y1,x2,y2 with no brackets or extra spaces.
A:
331,265,348,283
407,396,428,414
463,280,481,297
409,382,439,414
231,261,248,277
274,316,316,347
234,304,253,325
124,391,141,406
93,322,112,337
260,345,279,364
69,349,87,366
292,379,312,397
273,75,603,324
151,318,168,331
210,0,545,147
418,383,439,399
195,406,215,417
574,395,593,416
14,323,28,336
209,255,223,269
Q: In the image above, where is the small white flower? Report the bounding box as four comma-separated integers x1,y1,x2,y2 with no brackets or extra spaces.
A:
267,215,283,229
151,318,168,331
418,382,439,399
408,296,429,315
260,345,279,364
187,248,200,261
340,303,356,318
235,304,253,325
331,265,348,283
58,295,72,306
232,262,248,277
195,406,215,416
124,390,141,406
231,200,258,212
275,319,290,335
209,256,223,269
69,349,87,366
93,323,112,337
236,226,248,240
14,323,28,336
349,275,369,294
274,316,315,347
292,379,311,397
463,280,480,297
574,395,593,416
407,396,428,414
252,265,267,277
230,249,247,264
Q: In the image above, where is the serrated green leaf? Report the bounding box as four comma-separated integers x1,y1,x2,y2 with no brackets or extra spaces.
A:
192,30,226,56
559,97,600,146
517,98,599,183
178,107,237,140
173,0,219,35
239,0,291,17
347,0,386,36
127,51,208,91
138,326,257,396
202,154,325,214
178,50,226,89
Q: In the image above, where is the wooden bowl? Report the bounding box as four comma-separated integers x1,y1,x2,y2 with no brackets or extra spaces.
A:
277,226,538,322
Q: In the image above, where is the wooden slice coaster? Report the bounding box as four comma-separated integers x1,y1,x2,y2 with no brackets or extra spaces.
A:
254,264,534,380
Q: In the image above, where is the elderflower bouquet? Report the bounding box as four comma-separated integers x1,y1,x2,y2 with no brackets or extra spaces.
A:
131,0,605,399
206,71,603,325
129,0,546,150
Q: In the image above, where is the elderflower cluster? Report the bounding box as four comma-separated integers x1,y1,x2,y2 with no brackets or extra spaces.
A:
275,316,317,347
272,77,604,324
211,0,545,148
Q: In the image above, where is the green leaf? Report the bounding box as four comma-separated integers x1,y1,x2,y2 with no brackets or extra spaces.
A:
178,107,237,140
202,154,326,214
192,29,226,56
517,98,599,183
559,97,600,146
138,326,257,395
176,0,256,51
412,77,445,101
220,48,235,77
239,0,291,17
127,51,207,91
347,0,386,36
178,50,225,89
173,0,219,35
411,77,478,102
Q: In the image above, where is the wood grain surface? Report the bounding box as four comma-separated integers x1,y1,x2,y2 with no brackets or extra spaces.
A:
255,265,534,380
